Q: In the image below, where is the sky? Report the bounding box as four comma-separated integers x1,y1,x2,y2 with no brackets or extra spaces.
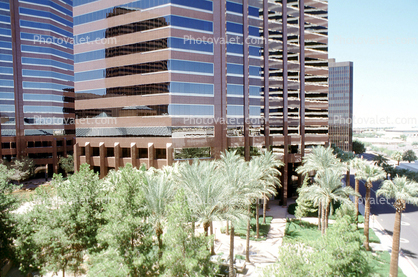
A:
328,0,418,128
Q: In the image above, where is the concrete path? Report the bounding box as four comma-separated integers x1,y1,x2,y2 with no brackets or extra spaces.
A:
212,200,288,276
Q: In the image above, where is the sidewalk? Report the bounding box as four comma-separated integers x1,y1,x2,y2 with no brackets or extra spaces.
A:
212,200,288,276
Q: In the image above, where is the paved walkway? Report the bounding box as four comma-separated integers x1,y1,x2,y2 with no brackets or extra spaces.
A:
211,200,288,276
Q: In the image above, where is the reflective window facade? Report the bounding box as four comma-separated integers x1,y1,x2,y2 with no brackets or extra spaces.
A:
0,0,74,169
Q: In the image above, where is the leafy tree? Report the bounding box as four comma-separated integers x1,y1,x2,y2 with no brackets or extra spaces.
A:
295,176,318,218
356,163,386,250
17,164,106,276
227,146,260,157
392,151,403,166
402,150,417,163
299,169,356,234
7,157,34,184
161,190,215,277
400,134,407,142
377,176,418,277
352,140,366,155
89,164,158,277
261,216,375,276
59,155,74,175
0,164,18,263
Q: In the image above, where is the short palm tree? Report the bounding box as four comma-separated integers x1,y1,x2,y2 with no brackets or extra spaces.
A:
357,163,386,250
373,154,389,167
300,169,356,234
296,146,346,229
392,151,403,166
376,176,418,277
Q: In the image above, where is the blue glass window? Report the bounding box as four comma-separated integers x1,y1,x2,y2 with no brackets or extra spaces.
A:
23,93,65,102
227,22,243,34
75,69,104,82
0,79,13,87
249,86,261,96
22,69,73,82
75,49,105,63
169,60,213,74
21,45,73,60
19,8,72,28
0,15,10,24
23,82,73,92
20,20,72,38
0,92,13,100
22,57,73,71
0,53,12,62
227,105,260,116
227,43,243,55
227,63,243,75
23,105,66,114
21,33,73,50
169,104,214,116
249,46,261,56
249,66,261,77
249,6,259,17
0,2,9,10
227,84,243,96
76,88,106,96
74,0,98,6
169,15,212,32
0,66,12,74
22,0,72,16
170,82,213,95
74,0,212,26
0,28,11,37
0,104,14,112
170,37,213,53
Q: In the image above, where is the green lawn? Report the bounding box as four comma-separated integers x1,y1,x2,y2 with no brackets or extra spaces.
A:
284,219,406,277
221,216,273,241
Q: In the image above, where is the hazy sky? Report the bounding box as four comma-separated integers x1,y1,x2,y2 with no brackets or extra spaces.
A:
328,0,418,128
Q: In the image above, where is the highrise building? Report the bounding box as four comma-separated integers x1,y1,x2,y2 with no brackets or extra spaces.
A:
0,0,75,173
328,58,353,152
73,0,328,205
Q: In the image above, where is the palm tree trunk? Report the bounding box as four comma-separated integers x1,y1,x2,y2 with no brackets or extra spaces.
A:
321,204,326,235
203,222,210,236
226,220,229,235
156,227,163,258
229,224,235,277
246,204,251,262
318,203,322,230
364,184,371,251
346,169,350,187
192,221,195,236
256,200,260,239
263,194,267,224
210,222,215,255
390,210,402,277
354,178,360,228
325,201,330,231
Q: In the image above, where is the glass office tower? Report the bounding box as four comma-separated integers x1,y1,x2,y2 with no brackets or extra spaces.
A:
328,59,353,152
73,0,329,204
0,0,75,174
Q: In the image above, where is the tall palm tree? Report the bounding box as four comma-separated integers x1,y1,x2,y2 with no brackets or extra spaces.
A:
296,146,346,229
217,151,251,272
256,151,283,225
376,176,418,277
357,163,386,250
300,169,356,234
350,158,366,227
180,158,244,258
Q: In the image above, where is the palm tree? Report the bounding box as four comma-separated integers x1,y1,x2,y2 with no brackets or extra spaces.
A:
350,158,366,227
256,151,283,225
296,146,346,229
141,167,176,257
357,163,386,250
300,169,356,234
217,151,251,272
179,158,244,258
392,151,403,166
376,176,418,277
373,154,389,167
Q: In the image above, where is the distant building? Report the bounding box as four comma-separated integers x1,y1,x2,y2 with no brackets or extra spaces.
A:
0,0,75,174
328,59,353,152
